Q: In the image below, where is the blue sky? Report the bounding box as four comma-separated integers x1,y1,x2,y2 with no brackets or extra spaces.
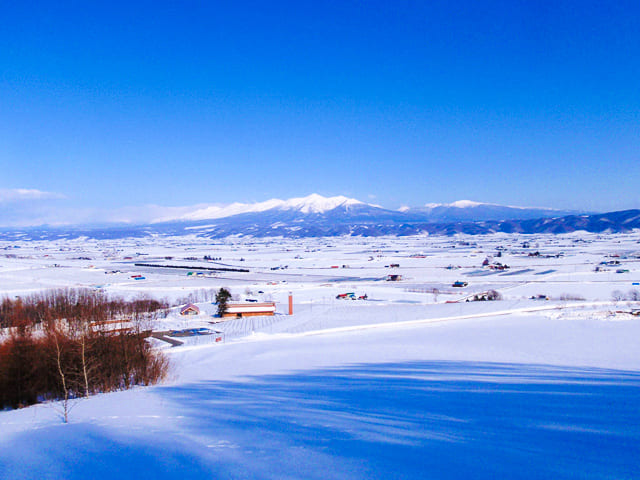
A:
1,1,638,225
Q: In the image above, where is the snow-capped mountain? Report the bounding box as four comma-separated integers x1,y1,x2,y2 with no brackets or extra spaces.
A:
159,194,367,222
2,194,635,241
154,194,578,226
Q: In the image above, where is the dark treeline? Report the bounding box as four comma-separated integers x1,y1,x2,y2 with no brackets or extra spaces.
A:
0,289,170,413
134,263,249,273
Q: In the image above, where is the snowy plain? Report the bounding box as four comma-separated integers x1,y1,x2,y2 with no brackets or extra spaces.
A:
1,231,639,479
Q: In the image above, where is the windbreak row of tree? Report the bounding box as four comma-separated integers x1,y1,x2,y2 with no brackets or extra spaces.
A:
175,287,265,307
611,289,640,302
0,289,170,414
176,288,221,306
0,288,167,329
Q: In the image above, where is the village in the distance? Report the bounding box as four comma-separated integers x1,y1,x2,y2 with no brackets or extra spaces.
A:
2,216,640,479
4,231,640,343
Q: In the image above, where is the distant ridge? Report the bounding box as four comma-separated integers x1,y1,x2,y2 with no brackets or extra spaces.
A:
152,194,578,224
0,194,636,241
403,200,577,223
155,208,639,238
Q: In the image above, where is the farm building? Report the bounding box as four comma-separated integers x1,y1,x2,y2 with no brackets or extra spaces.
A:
336,292,356,300
223,302,276,318
180,303,200,316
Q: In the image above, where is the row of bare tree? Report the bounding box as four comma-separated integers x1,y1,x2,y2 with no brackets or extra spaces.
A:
176,288,220,306
0,288,167,329
611,289,640,302
0,289,170,415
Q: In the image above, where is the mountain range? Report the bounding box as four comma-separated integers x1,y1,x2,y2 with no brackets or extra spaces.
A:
1,194,638,241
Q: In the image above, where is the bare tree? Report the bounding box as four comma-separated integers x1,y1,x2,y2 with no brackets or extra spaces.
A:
611,290,625,302
44,322,78,424
627,289,640,301
53,332,71,423
486,290,503,301
0,288,170,413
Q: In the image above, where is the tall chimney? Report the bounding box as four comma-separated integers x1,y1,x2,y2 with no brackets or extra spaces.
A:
288,292,293,315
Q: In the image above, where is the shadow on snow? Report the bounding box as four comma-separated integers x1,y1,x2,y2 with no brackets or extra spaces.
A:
2,361,639,479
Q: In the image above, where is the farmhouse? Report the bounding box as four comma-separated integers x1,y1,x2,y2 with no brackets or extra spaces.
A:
223,302,276,318
180,303,200,316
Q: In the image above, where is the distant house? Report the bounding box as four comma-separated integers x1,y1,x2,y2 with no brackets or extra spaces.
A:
336,293,356,300
222,302,276,318
180,303,200,316
488,263,509,271
89,319,133,335
530,294,550,300
467,290,502,302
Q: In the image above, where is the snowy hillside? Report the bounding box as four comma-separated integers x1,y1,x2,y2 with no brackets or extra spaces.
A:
2,318,639,480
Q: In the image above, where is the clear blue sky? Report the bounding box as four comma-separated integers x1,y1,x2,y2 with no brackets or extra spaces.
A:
1,0,638,224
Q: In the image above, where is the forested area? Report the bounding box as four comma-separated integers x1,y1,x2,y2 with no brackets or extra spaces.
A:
0,289,170,414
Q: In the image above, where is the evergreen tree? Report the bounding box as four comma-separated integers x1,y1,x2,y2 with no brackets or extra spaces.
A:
215,288,232,317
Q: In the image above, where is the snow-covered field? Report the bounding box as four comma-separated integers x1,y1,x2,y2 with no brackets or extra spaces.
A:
1,232,639,479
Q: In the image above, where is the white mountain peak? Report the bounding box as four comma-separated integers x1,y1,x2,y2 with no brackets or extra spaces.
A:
163,194,365,222
281,194,363,213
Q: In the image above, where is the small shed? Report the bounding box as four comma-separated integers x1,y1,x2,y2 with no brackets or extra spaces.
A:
180,303,200,316
223,302,276,318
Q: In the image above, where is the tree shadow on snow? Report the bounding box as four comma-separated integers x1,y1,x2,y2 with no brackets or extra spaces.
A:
2,361,639,480
159,361,640,480
0,422,218,480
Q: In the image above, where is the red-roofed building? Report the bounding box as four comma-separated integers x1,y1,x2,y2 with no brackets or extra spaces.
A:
222,302,276,318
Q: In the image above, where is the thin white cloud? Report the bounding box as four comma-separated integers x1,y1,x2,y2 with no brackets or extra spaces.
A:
0,194,376,227
0,188,66,203
101,204,212,224
0,203,217,227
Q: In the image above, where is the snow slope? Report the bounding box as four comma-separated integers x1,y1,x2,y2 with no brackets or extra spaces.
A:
1,314,639,479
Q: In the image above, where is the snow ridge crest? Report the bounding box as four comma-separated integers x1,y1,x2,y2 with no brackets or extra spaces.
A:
173,194,364,221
